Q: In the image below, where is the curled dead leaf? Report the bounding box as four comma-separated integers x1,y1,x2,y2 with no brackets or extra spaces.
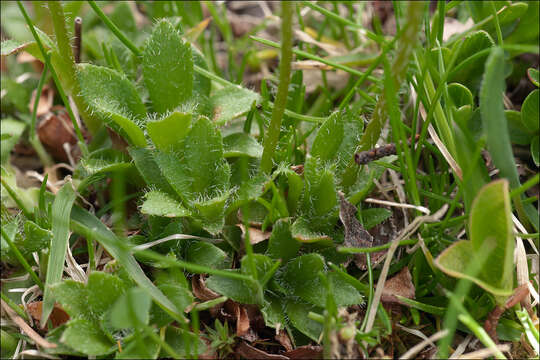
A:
192,274,221,301
26,301,70,329
284,345,323,359
239,224,271,245
235,341,289,360
275,329,293,352
380,266,415,305
37,107,77,161
29,85,53,117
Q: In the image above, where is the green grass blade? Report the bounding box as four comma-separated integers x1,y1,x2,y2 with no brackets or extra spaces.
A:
480,46,539,231
69,205,187,323
41,181,76,326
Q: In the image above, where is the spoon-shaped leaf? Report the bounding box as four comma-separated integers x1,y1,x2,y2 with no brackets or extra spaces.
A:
435,179,514,299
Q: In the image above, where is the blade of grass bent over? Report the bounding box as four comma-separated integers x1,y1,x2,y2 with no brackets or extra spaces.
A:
69,205,187,323
41,180,76,327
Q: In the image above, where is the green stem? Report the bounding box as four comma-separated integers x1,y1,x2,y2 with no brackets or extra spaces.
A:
87,1,141,56
30,64,53,167
17,1,88,156
1,227,44,290
1,292,30,321
489,1,504,46
260,1,294,174
0,176,33,220
251,36,380,82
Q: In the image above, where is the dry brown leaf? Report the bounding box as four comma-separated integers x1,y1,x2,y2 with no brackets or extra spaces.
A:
284,345,323,359
380,266,415,304
275,329,293,352
338,192,388,269
26,301,70,328
192,274,221,301
235,341,289,360
29,85,53,117
239,224,271,245
37,108,77,161
291,60,332,70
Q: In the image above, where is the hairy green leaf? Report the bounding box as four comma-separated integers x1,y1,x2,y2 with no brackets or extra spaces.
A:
143,20,193,114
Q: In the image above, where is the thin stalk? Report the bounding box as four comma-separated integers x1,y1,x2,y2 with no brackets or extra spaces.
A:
29,64,53,167
87,1,141,56
489,1,504,46
260,1,294,174
17,1,88,156
0,176,33,220
251,36,381,83
301,1,384,44
1,292,30,321
1,227,44,290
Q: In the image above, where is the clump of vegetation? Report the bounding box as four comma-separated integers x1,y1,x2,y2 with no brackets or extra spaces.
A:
1,1,538,359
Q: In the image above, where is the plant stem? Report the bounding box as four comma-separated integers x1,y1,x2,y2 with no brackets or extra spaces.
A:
260,1,294,174
17,1,88,156
30,64,53,168
88,1,141,56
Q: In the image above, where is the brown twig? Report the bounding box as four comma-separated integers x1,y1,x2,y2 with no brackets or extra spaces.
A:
0,299,57,349
355,134,420,165
73,17,82,63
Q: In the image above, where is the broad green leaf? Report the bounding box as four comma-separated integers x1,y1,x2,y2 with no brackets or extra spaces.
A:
528,68,539,87
261,293,286,329
480,46,538,230
70,206,186,322
521,89,539,133
116,338,160,359
211,86,260,125
279,254,362,307
1,39,31,56
80,158,132,176
447,83,474,108
143,20,193,114
291,217,332,244
77,64,146,119
147,112,192,152
1,118,26,165
285,300,323,342
22,221,51,256
506,2,539,44
162,326,207,357
50,280,89,318
128,148,177,197
192,190,229,234
1,78,30,114
359,208,393,230
206,271,262,305
506,110,534,145
311,109,364,177
61,319,114,356
110,287,152,328
77,64,146,146
450,31,494,88
108,113,147,147
186,241,228,269
265,219,300,262
109,2,137,34
140,191,190,218
223,133,263,158
311,113,344,162
86,272,129,315
42,182,77,326
154,151,195,203
240,253,274,283
192,45,211,97
436,180,514,297
531,136,539,167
